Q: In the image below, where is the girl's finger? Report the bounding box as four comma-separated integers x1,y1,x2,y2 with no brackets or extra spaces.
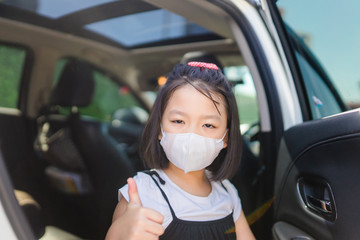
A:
144,218,165,236
143,207,164,224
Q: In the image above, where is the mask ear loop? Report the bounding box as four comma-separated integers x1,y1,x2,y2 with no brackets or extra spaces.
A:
217,129,228,143
160,124,165,139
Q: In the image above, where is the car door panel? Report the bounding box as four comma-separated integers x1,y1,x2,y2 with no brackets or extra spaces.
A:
273,109,360,239
273,221,314,240
0,148,36,240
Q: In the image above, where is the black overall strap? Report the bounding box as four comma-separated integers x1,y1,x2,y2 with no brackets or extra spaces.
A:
143,170,177,218
220,182,228,192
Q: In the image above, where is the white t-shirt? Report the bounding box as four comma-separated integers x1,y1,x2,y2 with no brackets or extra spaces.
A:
118,170,242,229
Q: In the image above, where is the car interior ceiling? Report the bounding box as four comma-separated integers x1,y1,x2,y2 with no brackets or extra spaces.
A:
0,17,239,118
0,1,264,239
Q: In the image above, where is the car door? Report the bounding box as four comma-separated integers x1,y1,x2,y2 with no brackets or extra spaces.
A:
0,43,37,191
259,0,360,239
0,149,34,240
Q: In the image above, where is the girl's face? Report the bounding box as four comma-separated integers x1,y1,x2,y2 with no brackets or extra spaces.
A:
160,84,228,148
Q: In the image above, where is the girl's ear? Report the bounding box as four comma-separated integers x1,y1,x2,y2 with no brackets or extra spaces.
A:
158,123,164,140
222,130,228,149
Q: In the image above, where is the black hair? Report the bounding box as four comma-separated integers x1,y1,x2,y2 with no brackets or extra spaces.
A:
140,63,242,181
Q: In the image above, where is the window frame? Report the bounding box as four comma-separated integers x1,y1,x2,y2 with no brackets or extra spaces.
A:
285,26,348,117
0,41,33,112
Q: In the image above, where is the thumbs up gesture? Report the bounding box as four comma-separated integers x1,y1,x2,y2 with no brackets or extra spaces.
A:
127,177,143,207
106,178,165,240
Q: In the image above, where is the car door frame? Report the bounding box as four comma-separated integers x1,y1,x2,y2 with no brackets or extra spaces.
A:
259,0,360,239
213,0,360,239
0,150,35,240
209,0,298,237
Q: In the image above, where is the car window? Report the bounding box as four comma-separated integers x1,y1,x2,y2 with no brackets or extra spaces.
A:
0,44,26,109
85,9,219,48
224,65,260,156
54,58,143,122
225,66,259,126
2,0,115,18
81,71,142,121
276,0,360,118
294,51,342,119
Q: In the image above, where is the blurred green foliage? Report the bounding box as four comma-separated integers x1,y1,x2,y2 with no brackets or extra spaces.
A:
0,45,26,108
235,93,259,125
79,71,141,121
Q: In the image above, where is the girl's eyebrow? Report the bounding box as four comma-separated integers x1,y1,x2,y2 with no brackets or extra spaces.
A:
168,109,187,116
168,110,221,120
200,114,221,121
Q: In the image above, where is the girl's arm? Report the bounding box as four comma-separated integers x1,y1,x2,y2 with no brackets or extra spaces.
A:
235,209,256,240
105,178,165,240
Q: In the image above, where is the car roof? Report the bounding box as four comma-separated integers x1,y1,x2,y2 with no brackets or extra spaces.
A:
0,0,243,117
0,0,232,49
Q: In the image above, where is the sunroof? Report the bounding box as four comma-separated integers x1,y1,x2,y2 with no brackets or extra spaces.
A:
0,1,223,49
2,0,116,19
85,9,212,48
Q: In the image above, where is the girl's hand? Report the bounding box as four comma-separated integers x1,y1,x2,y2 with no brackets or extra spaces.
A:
106,178,165,240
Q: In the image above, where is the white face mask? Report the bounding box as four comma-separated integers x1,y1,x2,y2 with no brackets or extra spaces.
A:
160,128,227,173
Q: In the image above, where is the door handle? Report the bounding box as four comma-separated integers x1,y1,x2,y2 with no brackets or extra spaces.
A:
298,177,337,221
307,195,332,214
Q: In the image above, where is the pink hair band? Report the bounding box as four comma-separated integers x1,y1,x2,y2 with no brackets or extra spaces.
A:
187,61,219,71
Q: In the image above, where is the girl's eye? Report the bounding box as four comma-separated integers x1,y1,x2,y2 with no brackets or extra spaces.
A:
203,124,215,128
172,120,184,124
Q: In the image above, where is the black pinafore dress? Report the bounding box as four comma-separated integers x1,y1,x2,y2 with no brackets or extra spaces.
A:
144,171,236,240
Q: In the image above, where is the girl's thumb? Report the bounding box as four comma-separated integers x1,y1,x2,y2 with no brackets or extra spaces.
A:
127,178,142,206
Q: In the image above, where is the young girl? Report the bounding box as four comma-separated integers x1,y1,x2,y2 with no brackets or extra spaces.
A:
106,62,255,240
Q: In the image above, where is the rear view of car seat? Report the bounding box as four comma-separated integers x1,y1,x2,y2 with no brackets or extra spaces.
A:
34,59,136,239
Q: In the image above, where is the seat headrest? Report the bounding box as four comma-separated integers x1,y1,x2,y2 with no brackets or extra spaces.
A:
50,59,95,107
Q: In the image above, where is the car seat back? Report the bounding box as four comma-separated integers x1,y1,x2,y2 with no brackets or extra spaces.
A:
34,59,136,238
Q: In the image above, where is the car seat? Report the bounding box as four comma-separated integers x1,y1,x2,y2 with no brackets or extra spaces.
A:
34,59,136,239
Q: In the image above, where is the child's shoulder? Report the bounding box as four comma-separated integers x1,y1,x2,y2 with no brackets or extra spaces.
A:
205,171,238,195
118,170,164,202
134,169,165,184
214,178,240,199
133,170,156,181
129,170,162,189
